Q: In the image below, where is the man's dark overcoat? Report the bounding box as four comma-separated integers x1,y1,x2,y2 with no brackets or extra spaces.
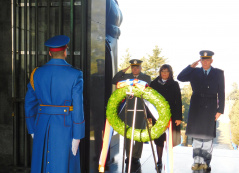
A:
177,65,225,139
150,77,182,146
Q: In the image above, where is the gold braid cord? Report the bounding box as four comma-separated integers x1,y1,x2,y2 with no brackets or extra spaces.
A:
30,67,38,91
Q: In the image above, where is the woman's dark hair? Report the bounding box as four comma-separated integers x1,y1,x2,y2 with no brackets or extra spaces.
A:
159,64,174,80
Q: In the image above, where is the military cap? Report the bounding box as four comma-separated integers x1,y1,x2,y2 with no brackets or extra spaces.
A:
96,59,105,66
129,59,143,66
44,35,70,52
199,50,214,59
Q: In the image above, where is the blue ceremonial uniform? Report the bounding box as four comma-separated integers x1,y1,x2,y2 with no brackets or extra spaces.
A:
25,36,85,173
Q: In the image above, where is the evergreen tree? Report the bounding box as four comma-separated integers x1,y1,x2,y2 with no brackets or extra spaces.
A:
228,82,239,145
118,48,131,73
141,45,167,80
228,82,239,100
181,84,192,130
118,46,167,79
229,100,239,145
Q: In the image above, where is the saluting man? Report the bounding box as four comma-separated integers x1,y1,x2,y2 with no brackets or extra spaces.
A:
177,50,225,172
112,59,151,84
25,35,85,173
112,59,151,166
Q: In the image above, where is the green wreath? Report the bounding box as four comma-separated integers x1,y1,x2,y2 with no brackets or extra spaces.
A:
106,85,171,142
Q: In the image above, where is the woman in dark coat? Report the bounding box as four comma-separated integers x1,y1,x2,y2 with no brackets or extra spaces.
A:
150,64,182,171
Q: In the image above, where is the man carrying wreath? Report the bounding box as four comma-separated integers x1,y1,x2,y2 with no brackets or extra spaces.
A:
112,59,151,166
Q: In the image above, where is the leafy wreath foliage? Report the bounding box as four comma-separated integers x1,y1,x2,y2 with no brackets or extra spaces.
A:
106,85,171,142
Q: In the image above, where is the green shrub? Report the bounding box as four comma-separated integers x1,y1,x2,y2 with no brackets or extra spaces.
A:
229,100,239,145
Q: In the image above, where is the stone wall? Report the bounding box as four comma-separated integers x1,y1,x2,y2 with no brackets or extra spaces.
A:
0,0,13,167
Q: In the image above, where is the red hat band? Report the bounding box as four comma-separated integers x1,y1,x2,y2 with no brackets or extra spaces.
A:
49,45,67,52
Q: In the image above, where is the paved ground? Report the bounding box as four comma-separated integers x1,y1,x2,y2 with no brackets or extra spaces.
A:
106,133,239,173
105,103,239,173
2,103,238,173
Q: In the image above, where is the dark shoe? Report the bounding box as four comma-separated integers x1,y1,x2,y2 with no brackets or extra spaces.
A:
203,164,211,172
105,158,114,171
156,162,162,172
125,157,140,164
125,157,129,164
132,157,140,164
191,163,203,171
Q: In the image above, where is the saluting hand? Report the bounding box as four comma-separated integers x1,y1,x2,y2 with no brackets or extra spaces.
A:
175,120,182,126
122,66,130,73
190,59,200,68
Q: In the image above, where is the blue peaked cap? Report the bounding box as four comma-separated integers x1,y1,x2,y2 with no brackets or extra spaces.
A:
199,50,214,59
44,35,70,48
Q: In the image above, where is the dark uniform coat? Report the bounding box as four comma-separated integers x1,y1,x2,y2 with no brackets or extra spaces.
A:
112,70,151,158
150,77,182,146
112,70,151,85
177,65,225,139
25,59,85,173
112,70,151,129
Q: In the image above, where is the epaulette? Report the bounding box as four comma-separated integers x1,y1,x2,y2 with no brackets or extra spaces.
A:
30,67,39,91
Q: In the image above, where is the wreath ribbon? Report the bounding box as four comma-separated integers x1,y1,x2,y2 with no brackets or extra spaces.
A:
116,79,148,90
164,118,174,173
98,120,113,172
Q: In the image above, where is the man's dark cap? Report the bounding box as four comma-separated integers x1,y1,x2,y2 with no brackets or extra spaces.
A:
129,59,143,66
199,50,214,59
45,35,70,52
96,59,104,66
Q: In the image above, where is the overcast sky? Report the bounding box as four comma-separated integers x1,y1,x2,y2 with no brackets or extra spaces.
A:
117,0,239,93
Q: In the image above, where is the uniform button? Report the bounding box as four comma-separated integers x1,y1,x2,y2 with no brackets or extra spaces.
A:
48,151,49,153
208,86,209,88
39,109,42,111
64,109,67,112
48,162,49,164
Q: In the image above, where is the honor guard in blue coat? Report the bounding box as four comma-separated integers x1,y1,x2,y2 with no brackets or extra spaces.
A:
177,50,225,172
25,35,85,173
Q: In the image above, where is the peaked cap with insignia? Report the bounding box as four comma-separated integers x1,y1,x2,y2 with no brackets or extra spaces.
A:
129,59,143,66
199,50,214,59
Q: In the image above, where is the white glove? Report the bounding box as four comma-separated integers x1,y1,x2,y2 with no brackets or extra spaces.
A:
72,138,80,156
31,134,34,139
